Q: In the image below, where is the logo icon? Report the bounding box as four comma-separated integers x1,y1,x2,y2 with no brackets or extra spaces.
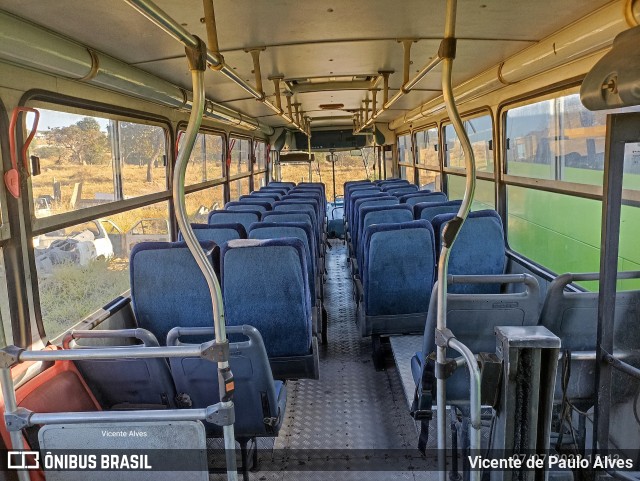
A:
7,451,40,469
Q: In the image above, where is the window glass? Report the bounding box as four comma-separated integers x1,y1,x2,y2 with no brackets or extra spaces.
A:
228,137,250,176
397,133,412,165
447,175,495,210
118,122,167,197
231,177,250,201
35,202,169,338
0,252,11,347
507,185,604,288
186,185,224,223
444,115,493,172
505,93,609,185
400,164,414,181
31,110,114,218
185,132,224,185
415,128,440,168
384,147,394,179
255,141,267,170
29,109,168,218
417,169,441,192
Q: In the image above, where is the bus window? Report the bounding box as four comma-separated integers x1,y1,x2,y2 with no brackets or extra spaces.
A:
415,127,440,190
228,137,250,177
30,110,115,218
447,175,494,209
397,133,412,180
185,132,224,185
231,177,250,200
118,121,168,198
255,140,267,171
34,201,170,339
444,114,494,172
505,93,608,185
29,109,169,219
507,186,602,288
186,185,225,223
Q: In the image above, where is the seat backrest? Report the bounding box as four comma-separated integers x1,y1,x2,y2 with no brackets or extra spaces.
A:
272,202,319,240
268,181,296,190
240,195,276,207
181,223,246,245
345,183,377,215
352,196,398,247
130,241,219,344
361,220,436,316
421,274,541,403
248,222,316,303
431,210,506,294
278,196,321,221
423,274,541,356
235,198,273,210
66,329,177,409
167,325,283,437
259,187,288,195
208,209,261,231
380,181,412,192
246,192,282,201
400,191,448,206
379,179,409,187
348,190,384,224
221,239,312,358
414,200,462,222
225,201,269,213
389,185,419,196
358,204,413,267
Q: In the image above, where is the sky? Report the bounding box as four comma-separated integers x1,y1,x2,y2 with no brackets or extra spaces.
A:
26,109,110,132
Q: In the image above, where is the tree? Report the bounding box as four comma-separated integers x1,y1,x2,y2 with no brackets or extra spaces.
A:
119,122,165,182
45,117,110,165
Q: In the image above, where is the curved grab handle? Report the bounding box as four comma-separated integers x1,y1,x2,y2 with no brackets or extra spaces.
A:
5,107,40,198
62,328,160,349
166,324,256,347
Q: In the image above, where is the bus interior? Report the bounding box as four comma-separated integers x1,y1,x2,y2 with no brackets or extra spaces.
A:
0,1,639,480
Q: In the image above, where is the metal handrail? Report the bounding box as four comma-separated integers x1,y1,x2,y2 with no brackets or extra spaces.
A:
435,1,481,481
124,0,307,135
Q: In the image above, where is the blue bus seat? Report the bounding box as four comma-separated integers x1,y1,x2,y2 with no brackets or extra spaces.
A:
355,220,436,337
64,328,178,410
225,201,270,213
179,223,246,246
431,210,506,294
356,204,414,272
167,325,287,438
221,238,319,380
414,200,462,222
267,181,296,190
239,195,276,207
388,185,419,196
399,191,448,206
208,209,261,231
130,241,219,344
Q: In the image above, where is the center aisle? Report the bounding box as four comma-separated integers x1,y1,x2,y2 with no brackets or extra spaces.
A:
269,239,437,480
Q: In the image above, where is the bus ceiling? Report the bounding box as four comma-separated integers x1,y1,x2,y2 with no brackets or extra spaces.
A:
0,0,638,135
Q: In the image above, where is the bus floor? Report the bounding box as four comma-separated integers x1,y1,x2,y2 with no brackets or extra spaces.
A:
209,239,438,480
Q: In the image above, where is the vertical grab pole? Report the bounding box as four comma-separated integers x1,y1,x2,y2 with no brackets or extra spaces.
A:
175,37,238,481
1,367,30,481
436,0,481,480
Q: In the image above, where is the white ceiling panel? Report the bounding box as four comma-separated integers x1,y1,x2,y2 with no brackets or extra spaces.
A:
0,0,615,130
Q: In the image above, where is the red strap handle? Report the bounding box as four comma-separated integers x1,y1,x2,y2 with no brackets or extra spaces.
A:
226,138,236,169
175,130,185,158
5,107,40,198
